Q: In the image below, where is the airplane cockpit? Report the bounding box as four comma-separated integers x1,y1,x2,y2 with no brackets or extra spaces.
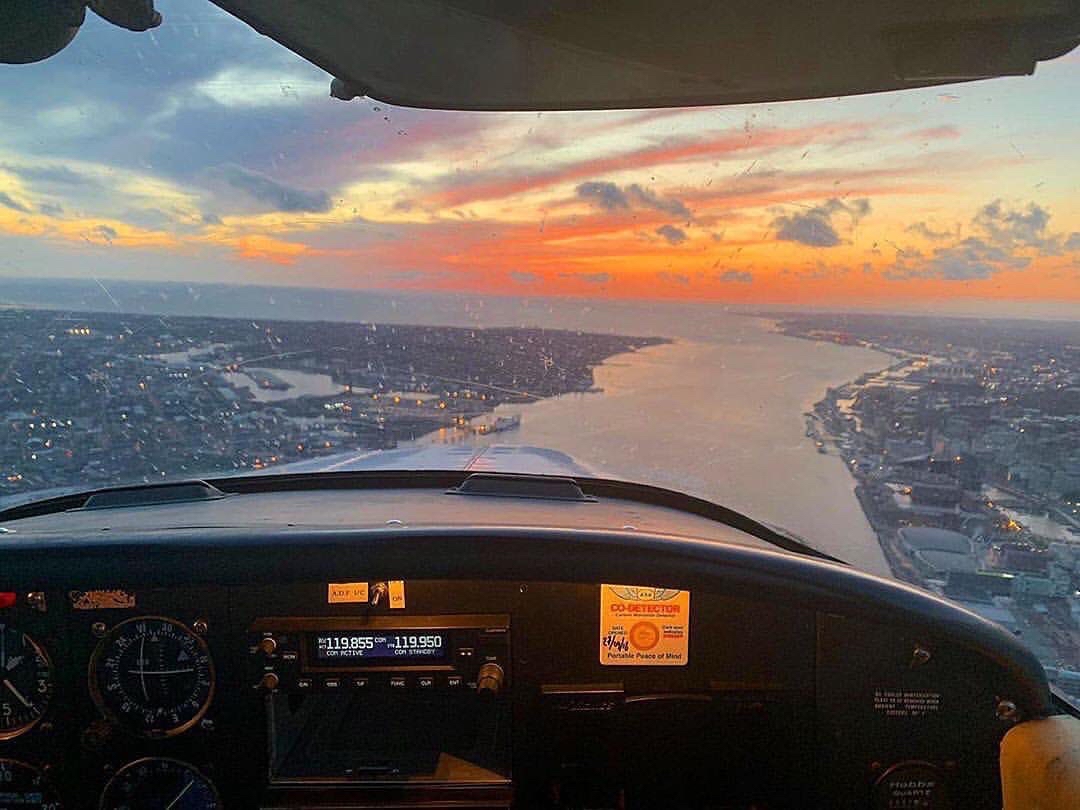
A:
2,1,1080,808
1,456,1077,807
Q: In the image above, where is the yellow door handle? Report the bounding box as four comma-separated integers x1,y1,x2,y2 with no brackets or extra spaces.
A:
1001,715,1080,809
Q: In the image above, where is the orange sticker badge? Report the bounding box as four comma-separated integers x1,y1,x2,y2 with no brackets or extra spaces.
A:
628,621,661,651
600,585,689,666
327,582,369,604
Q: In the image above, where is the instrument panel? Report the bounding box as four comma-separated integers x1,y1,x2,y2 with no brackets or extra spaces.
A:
0,587,234,810
0,573,1029,809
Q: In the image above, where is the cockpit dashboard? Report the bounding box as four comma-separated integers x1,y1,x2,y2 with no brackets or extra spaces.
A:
0,472,1058,808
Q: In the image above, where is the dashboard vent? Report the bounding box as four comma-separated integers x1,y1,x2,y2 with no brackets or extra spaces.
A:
82,480,226,510
448,473,594,502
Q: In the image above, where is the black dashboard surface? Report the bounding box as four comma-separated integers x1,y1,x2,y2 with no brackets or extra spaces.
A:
0,477,1055,809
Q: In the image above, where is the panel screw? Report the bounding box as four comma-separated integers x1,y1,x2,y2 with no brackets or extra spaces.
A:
91,622,108,638
911,645,932,667
519,584,528,594
82,721,112,752
996,699,1020,723
200,718,215,732
26,592,46,612
193,618,209,635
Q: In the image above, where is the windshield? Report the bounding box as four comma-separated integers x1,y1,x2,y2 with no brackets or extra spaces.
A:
2,3,1079,692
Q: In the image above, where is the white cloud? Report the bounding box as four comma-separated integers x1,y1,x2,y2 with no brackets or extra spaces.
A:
32,104,124,140
193,66,328,108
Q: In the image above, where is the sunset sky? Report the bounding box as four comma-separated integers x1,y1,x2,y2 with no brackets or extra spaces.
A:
1,0,1079,310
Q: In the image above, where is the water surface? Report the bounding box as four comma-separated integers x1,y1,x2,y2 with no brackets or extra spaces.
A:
428,317,892,575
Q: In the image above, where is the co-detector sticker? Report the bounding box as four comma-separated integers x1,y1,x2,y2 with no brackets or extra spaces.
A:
600,585,689,666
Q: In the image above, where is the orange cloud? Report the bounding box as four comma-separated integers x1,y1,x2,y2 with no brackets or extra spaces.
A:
419,121,873,209
227,233,312,264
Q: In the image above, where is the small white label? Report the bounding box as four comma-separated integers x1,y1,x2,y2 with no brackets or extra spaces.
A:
873,688,942,718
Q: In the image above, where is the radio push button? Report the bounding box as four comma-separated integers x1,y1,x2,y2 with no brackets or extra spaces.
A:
389,676,407,690
417,675,435,689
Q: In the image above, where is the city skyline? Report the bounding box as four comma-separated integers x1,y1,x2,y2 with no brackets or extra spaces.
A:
1,0,1079,314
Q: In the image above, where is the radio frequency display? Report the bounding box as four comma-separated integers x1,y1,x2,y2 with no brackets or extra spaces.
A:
313,631,448,662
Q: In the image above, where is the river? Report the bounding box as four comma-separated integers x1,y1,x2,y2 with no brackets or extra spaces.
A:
223,367,347,402
424,313,892,575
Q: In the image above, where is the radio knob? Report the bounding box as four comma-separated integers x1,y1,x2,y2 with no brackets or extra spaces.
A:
476,663,504,696
258,672,280,692
257,637,278,655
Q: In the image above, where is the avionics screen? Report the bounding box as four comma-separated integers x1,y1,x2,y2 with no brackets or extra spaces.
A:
311,631,449,663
